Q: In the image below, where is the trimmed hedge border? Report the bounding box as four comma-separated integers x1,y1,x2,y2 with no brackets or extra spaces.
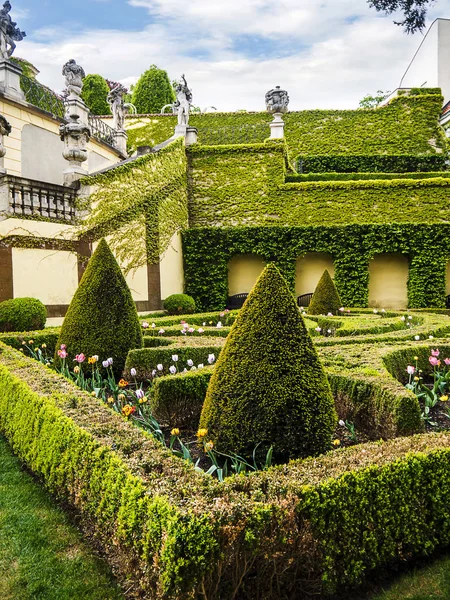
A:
2,341,450,597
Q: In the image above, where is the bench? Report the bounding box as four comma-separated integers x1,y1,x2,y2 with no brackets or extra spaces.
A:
226,293,249,309
297,293,313,308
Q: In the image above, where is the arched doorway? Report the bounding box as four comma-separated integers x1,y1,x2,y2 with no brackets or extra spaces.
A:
295,252,335,297
369,253,409,309
228,254,266,296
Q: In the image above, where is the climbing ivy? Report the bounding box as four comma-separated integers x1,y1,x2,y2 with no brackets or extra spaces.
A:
78,138,188,269
182,224,450,310
187,143,450,228
126,93,446,158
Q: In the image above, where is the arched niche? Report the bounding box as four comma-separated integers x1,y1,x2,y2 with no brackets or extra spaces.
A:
228,254,266,296
369,253,409,309
295,252,335,297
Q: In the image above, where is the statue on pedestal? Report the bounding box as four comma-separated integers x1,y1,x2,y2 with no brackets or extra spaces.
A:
62,59,85,98
174,74,192,126
0,1,25,59
107,83,126,130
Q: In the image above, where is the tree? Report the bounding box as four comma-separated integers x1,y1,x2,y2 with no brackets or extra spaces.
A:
359,90,390,109
199,264,336,462
81,74,111,115
368,0,436,33
308,270,342,316
54,239,143,376
131,65,176,114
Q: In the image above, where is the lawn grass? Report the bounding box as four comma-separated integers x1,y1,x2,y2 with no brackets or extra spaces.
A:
0,434,124,600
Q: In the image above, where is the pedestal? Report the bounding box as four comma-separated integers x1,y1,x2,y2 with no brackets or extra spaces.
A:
63,163,88,186
185,126,198,146
114,129,128,156
64,95,90,126
269,113,285,139
173,124,187,138
0,60,25,102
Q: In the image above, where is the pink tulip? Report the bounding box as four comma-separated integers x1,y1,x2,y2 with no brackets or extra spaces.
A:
431,349,440,357
74,353,85,363
57,349,67,359
429,356,439,367
406,365,415,375
445,358,450,366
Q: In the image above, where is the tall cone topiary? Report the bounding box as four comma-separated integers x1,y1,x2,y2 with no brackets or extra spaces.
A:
55,239,143,375
199,264,336,461
308,269,342,315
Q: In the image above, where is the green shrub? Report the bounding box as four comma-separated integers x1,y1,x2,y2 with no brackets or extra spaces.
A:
308,270,342,316
81,74,111,115
200,263,337,461
285,171,450,183
163,294,196,315
54,239,142,375
0,298,47,332
150,369,213,429
131,65,175,114
296,154,447,173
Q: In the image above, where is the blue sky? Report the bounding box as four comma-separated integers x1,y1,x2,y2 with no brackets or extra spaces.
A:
10,0,450,110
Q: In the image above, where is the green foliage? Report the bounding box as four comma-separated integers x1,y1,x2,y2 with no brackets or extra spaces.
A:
200,264,337,461
0,435,123,599
150,369,213,429
182,224,450,311
81,74,111,115
126,93,446,158
308,270,342,315
55,239,142,375
368,0,432,34
0,298,46,332
163,294,196,315
131,65,175,114
79,139,187,269
187,144,450,229
297,154,447,173
286,170,450,182
359,89,390,109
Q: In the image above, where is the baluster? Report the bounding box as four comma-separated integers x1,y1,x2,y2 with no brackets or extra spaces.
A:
10,184,16,215
20,185,25,215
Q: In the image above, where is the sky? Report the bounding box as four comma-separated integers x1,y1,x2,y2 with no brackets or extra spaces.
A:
8,0,450,111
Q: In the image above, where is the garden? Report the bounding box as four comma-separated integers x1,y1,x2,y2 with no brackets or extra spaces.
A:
2,238,450,599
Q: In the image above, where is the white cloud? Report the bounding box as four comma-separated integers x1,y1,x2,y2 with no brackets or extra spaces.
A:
15,0,450,111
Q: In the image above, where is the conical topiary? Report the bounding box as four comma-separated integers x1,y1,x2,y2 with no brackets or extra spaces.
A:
308,269,341,315
54,239,143,375
199,263,336,461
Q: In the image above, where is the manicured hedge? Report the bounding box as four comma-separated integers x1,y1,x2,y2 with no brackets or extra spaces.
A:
286,171,450,183
150,368,213,428
296,154,447,173
0,341,448,598
125,345,222,379
0,297,47,332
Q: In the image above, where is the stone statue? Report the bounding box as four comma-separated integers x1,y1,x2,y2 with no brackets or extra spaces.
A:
107,83,126,130
174,74,192,126
0,1,25,59
62,59,85,98
265,86,289,114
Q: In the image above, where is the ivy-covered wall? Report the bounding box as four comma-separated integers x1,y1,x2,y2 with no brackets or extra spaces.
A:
187,143,450,228
79,138,188,265
182,225,450,310
126,93,447,159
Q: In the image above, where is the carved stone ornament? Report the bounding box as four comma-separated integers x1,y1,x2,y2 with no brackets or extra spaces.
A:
174,74,192,126
265,85,289,114
0,1,25,59
59,113,90,164
107,83,127,130
0,112,10,158
62,59,86,98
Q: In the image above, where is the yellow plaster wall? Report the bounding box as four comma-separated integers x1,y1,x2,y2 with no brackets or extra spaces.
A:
0,97,121,178
12,247,78,305
228,254,266,296
0,217,76,240
160,232,185,299
368,253,409,309
295,253,335,297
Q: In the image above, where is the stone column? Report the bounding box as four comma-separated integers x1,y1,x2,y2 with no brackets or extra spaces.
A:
60,113,91,186
114,129,128,155
0,114,11,175
185,126,198,145
269,113,285,139
0,60,25,102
